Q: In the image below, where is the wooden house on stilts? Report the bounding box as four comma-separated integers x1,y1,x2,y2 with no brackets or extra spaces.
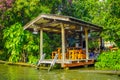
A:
24,14,102,70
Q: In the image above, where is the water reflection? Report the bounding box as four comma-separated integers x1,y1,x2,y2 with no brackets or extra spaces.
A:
0,64,119,80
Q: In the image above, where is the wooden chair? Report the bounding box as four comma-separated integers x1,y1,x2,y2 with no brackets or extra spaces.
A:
52,51,57,59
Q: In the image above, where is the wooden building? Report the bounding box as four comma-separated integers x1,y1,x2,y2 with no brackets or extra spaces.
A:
24,14,102,68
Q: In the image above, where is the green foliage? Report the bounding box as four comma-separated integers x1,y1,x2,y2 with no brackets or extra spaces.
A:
43,33,61,59
62,0,120,48
61,0,90,21
0,0,52,28
87,0,120,48
23,31,39,53
28,55,38,64
0,0,120,65
95,50,120,70
0,0,64,62
3,23,24,62
0,50,7,60
3,22,60,62
88,41,99,49
3,23,39,62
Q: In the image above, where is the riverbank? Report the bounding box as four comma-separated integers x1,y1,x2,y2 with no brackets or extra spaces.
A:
0,60,36,67
0,60,120,76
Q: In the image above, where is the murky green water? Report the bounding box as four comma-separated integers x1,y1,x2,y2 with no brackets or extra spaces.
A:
0,64,119,80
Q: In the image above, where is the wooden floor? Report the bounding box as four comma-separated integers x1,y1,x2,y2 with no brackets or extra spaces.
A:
41,59,94,68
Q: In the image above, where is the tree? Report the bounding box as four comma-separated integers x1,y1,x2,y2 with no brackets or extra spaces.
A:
68,0,120,48
1,0,120,64
3,23,39,62
88,0,120,47
3,23,24,62
1,0,62,62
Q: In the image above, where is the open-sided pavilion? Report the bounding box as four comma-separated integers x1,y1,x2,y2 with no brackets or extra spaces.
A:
24,14,102,68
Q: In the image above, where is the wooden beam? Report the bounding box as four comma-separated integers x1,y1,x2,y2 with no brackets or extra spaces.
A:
61,23,65,67
24,15,43,30
40,29,43,59
34,20,60,28
85,28,89,61
42,27,61,31
43,28,61,33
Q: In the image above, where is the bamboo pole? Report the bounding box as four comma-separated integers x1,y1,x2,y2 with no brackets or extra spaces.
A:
85,28,89,61
40,29,43,59
61,23,65,67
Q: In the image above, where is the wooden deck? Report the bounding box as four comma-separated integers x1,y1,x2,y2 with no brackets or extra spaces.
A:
63,59,94,68
41,59,94,68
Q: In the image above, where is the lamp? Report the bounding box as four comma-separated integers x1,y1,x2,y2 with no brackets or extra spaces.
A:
33,28,38,34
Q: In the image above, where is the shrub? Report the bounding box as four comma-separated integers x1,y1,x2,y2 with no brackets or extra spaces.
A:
95,50,120,70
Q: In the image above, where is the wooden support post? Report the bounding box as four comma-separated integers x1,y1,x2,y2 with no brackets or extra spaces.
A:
61,24,65,67
40,29,43,59
98,38,101,53
85,28,89,61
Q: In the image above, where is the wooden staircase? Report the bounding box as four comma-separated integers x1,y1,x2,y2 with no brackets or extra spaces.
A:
37,54,58,72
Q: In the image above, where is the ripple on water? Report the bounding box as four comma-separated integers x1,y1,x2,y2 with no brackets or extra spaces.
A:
0,64,119,80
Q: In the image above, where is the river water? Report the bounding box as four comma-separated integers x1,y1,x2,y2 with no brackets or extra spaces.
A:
0,64,119,80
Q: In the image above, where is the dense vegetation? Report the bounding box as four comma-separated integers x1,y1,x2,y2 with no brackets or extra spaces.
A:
0,0,120,69
95,50,120,70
